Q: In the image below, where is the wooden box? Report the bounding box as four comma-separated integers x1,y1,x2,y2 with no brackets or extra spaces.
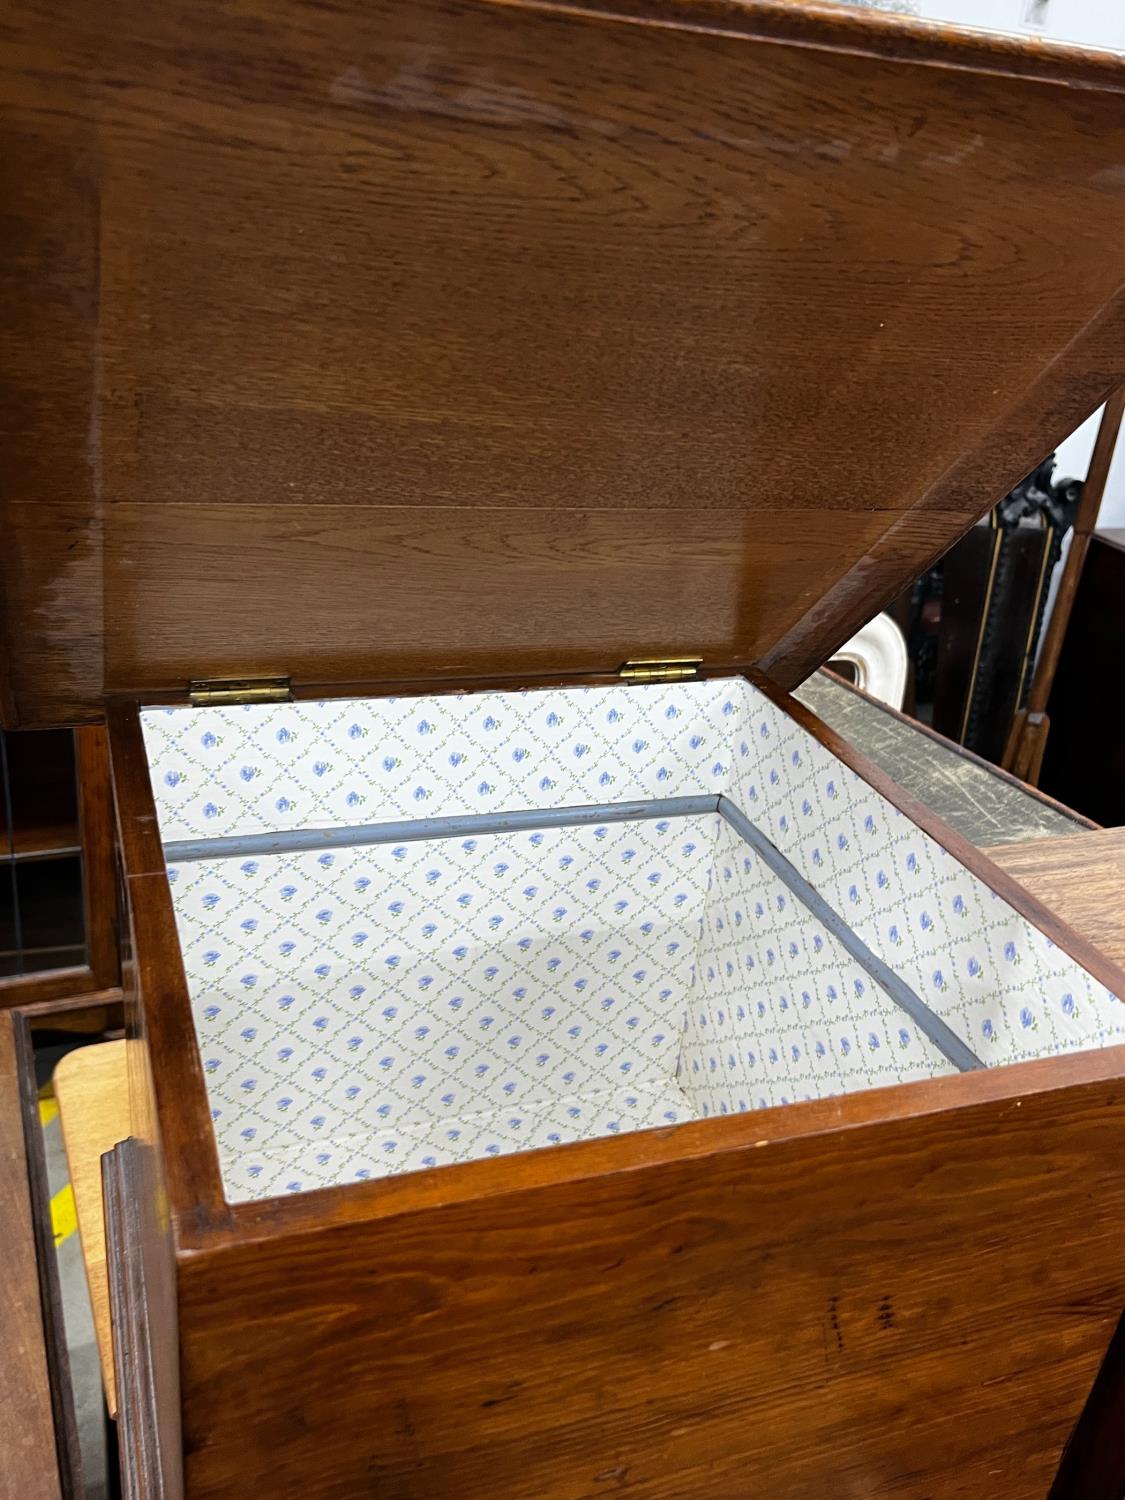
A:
3,0,1125,1495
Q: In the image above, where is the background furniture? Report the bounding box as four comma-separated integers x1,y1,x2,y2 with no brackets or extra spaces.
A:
1038,530,1125,827
827,614,909,709
794,671,1094,848
1,727,120,1015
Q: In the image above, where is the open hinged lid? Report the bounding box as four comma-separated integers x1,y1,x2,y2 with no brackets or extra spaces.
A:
2,0,1124,727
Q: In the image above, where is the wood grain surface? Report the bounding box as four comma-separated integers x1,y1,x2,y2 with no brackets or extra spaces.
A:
2,0,1125,725
985,828,1125,975
175,1062,1125,1500
55,1038,130,1419
105,1137,184,1500
0,1013,63,1500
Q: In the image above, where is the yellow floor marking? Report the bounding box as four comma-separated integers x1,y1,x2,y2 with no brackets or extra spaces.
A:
51,1182,77,1247
39,1093,59,1128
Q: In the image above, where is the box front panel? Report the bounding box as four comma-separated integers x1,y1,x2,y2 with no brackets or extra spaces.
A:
175,1063,1125,1500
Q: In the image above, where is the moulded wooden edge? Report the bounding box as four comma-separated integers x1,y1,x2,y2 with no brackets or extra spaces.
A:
107,703,230,1237
503,0,1125,94
76,725,123,993
118,675,1125,1249
104,1138,171,1500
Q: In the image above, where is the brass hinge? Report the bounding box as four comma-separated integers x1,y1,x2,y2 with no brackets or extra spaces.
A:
618,657,703,684
188,675,292,708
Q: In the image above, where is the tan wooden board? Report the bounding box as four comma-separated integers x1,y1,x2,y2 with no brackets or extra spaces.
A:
55,1039,130,1419
985,828,1125,975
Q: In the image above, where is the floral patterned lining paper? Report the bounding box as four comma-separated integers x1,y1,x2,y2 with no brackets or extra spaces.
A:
142,679,1124,1202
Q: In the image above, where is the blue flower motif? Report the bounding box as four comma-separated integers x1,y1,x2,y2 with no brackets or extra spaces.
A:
201,732,217,749
967,956,981,977
1004,941,1017,962
164,770,182,788
1019,1006,1034,1029
1061,993,1075,1016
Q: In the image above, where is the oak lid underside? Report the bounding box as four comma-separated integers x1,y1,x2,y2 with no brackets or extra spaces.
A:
1,0,1124,726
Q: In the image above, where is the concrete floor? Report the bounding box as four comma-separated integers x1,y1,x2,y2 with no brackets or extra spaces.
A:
37,1040,111,1500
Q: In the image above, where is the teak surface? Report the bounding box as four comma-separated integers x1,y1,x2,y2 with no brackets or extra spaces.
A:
3,0,1125,725
0,1013,63,1500
55,1038,130,1419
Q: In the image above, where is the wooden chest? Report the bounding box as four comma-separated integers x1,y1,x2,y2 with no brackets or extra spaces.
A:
3,0,1125,1495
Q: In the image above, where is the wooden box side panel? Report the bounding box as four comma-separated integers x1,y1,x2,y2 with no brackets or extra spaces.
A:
175,1070,1125,1500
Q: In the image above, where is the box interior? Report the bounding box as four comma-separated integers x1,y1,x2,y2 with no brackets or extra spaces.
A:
142,679,1125,1202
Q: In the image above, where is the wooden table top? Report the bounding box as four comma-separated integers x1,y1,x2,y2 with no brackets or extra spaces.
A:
54,1038,130,1420
984,828,1125,974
